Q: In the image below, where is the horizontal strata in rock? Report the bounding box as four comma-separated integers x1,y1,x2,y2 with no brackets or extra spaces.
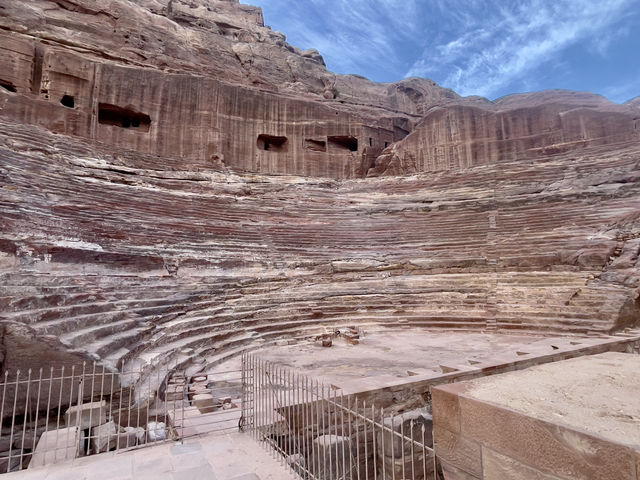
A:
0,121,638,377
0,0,638,386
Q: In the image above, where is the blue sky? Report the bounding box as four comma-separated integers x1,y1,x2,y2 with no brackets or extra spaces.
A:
241,0,640,103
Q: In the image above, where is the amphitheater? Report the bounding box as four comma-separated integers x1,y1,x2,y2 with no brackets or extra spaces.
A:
0,1,639,479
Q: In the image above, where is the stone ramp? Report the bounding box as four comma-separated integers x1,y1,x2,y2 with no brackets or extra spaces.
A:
5,433,297,480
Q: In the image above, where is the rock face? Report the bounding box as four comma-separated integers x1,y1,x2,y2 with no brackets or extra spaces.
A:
369,96,640,176
0,0,639,379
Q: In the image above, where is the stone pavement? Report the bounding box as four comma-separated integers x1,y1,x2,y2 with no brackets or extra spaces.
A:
6,433,298,480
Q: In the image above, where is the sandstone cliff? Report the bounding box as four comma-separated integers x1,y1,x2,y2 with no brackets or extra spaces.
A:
0,0,639,379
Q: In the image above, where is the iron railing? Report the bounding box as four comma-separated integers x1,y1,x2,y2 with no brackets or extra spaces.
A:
0,361,182,473
242,353,438,480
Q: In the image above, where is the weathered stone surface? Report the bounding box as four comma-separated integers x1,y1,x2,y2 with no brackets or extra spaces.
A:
65,400,107,430
310,435,355,480
29,426,81,468
0,0,638,396
369,99,640,176
91,420,119,453
433,353,640,480
482,448,565,480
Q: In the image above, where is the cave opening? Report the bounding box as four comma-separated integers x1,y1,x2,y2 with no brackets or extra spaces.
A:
60,95,75,109
257,134,288,152
98,103,151,132
328,136,358,152
0,80,17,93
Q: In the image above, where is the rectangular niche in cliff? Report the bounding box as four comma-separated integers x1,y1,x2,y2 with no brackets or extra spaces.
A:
328,136,358,152
257,134,288,152
304,138,327,152
98,103,151,132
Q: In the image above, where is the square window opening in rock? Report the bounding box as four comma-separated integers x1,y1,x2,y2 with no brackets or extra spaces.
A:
328,136,358,152
98,103,151,132
257,134,288,152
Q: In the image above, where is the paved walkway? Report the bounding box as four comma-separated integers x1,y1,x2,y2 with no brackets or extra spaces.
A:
7,433,298,480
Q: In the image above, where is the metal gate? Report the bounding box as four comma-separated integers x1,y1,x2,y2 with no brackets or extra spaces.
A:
241,353,438,480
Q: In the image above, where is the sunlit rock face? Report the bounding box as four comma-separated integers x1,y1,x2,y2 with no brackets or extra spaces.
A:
0,0,638,375
368,95,640,176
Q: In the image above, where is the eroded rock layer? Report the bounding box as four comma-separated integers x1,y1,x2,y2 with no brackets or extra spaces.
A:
0,0,639,377
1,121,639,373
369,98,640,176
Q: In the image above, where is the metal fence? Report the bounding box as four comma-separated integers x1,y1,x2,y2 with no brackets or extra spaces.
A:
241,353,438,480
176,366,244,438
0,361,182,474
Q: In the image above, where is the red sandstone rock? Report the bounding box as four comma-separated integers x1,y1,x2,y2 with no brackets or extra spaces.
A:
0,0,638,382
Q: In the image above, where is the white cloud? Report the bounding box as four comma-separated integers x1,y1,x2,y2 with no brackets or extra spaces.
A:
405,0,634,98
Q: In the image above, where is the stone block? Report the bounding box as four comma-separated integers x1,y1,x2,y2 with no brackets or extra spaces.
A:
433,426,482,478
482,448,565,480
378,407,433,456
65,400,107,430
310,435,355,480
193,393,216,413
432,385,462,434
459,396,636,480
29,426,81,468
91,420,118,453
118,427,140,448
440,459,481,480
147,421,167,442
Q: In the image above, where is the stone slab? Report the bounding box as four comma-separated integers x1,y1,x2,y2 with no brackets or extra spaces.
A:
65,400,107,430
29,427,80,468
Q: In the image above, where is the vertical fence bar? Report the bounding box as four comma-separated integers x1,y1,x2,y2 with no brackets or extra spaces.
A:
380,407,386,480
348,395,354,480
66,365,77,460
329,385,336,478
400,416,405,480
422,424,427,480
373,404,378,480
87,362,95,452
117,362,125,451
181,361,186,444
0,371,7,437
44,367,53,446
144,367,150,445
31,368,44,464
363,400,369,480
410,419,415,480
308,376,315,479
286,369,292,471
108,367,116,451
19,369,32,470
391,415,396,480
341,391,347,480
355,398,361,480
8,370,19,473
74,368,83,455
321,382,328,477
316,380,322,478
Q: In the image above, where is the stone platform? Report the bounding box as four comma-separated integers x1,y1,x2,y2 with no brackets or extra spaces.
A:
432,352,640,480
5,434,297,480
